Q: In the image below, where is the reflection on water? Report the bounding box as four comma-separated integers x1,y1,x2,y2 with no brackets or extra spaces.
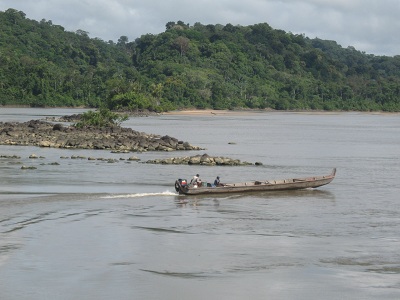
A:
140,269,212,278
176,188,336,203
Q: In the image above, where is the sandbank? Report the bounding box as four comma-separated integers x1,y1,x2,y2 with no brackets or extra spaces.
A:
163,109,399,116
163,109,270,116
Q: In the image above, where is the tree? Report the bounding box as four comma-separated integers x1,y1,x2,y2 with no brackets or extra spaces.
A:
117,36,129,46
174,36,190,56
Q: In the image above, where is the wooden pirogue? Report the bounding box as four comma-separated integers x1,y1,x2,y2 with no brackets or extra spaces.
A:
175,168,336,195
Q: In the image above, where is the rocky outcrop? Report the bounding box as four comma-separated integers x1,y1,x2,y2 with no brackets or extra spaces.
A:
0,154,21,159
0,120,203,152
43,110,159,123
1,152,260,171
145,153,254,166
44,114,82,123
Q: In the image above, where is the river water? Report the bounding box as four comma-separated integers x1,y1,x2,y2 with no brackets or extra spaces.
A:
0,108,399,300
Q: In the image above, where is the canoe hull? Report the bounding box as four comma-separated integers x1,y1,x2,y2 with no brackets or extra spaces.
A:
175,168,336,195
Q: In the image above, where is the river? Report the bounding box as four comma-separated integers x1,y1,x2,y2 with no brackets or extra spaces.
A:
0,108,399,299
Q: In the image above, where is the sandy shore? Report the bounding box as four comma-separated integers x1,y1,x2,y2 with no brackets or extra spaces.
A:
162,109,341,116
163,109,272,116
163,109,399,116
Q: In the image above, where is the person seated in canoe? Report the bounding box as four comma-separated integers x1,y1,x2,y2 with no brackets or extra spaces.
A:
190,174,202,187
214,176,224,187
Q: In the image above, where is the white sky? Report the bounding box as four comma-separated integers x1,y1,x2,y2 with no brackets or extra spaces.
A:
1,0,399,56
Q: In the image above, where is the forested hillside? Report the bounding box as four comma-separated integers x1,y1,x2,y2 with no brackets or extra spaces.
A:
1,8,400,111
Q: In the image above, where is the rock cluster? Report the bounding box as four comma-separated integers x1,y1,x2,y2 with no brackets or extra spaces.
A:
0,120,203,152
146,153,253,166
2,152,260,171
1,153,142,170
44,114,82,123
0,154,21,159
60,155,140,162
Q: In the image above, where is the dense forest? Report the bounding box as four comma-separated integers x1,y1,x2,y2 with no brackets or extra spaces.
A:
1,8,400,111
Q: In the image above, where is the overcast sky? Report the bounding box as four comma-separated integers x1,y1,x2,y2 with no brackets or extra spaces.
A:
1,0,399,56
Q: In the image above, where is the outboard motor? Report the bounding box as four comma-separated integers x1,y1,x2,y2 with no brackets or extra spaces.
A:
175,178,187,192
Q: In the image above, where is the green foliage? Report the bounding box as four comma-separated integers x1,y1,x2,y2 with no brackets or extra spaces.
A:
109,91,151,110
1,9,400,111
75,108,128,128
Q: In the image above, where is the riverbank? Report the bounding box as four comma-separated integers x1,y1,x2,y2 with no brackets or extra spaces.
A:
163,109,400,116
3,106,398,117
163,109,271,116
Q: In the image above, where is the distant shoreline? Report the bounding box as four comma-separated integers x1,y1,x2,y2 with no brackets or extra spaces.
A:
1,106,398,116
163,109,266,116
162,109,399,116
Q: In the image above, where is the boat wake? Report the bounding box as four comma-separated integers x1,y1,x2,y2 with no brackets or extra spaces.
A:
102,190,176,199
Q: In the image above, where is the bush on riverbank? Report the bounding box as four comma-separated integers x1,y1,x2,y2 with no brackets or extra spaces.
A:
74,109,128,128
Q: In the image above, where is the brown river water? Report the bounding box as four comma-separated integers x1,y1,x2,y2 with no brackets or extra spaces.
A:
0,108,399,299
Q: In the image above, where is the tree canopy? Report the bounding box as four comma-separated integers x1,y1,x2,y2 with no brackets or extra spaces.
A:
1,9,400,111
